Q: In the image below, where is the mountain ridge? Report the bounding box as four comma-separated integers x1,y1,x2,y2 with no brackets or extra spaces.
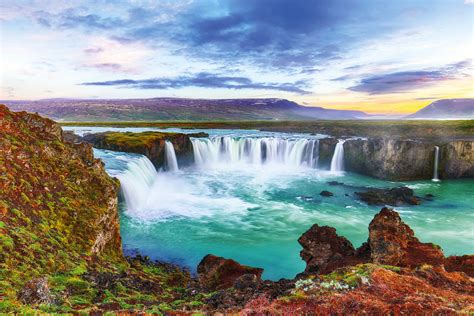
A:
407,98,474,119
1,97,368,121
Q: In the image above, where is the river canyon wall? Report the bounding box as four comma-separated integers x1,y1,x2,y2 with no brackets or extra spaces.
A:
78,131,473,181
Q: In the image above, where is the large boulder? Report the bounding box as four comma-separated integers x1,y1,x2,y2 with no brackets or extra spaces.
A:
298,225,366,274
197,254,263,290
368,207,445,267
355,187,420,206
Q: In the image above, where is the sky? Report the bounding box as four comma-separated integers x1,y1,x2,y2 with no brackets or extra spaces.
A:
0,0,473,114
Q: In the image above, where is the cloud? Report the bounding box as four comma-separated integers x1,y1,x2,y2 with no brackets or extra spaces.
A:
80,72,311,94
29,0,402,73
33,8,124,30
348,60,472,94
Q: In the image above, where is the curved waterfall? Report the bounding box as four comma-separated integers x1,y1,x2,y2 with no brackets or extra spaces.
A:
165,141,179,171
116,155,157,212
432,146,440,182
330,140,345,172
191,136,319,168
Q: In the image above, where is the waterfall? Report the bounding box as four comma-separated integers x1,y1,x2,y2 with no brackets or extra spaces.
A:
330,140,345,172
432,146,440,182
116,155,157,212
165,141,179,171
191,136,319,168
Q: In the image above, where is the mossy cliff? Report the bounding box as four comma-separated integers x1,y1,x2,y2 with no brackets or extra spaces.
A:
0,105,204,314
81,131,196,169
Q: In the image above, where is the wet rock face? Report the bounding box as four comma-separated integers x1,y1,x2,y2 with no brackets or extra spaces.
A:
317,138,338,169
82,131,195,169
368,207,444,267
197,254,263,291
441,141,474,178
344,138,435,180
18,277,52,305
298,225,365,274
355,187,420,206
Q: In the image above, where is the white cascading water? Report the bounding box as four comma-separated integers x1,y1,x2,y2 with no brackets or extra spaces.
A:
330,140,345,172
191,137,319,168
164,141,179,171
116,155,157,212
432,146,440,182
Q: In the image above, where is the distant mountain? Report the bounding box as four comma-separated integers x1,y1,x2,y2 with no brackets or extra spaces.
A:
407,99,474,119
1,98,369,121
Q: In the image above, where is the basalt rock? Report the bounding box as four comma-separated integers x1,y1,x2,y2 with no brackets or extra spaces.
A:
197,254,263,291
344,138,434,180
319,190,334,197
82,131,194,168
441,140,474,178
318,138,338,169
368,207,445,267
355,186,421,206
342,137,473,180
298,225,366,274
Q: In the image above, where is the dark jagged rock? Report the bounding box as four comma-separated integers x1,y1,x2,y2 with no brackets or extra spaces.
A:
298,224,366,274
319,190,334,197
327,181,344,186
368,207,445,267
82,131,194,168
18,277,52,305
197,254,263,291
355,186,421,206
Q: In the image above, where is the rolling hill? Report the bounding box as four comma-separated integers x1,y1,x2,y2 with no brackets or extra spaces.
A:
1,98,368,121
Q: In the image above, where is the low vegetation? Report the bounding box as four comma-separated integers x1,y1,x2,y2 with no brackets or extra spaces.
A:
61,120,474,140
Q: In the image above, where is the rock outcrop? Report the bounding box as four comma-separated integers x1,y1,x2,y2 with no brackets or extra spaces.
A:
355,187,420,206
298,207,472,276
298,225,366,274
197,254,263,290
368,208,445,267
82,131,195,169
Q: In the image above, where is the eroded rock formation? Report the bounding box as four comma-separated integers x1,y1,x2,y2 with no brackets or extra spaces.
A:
298,225,365,274
197,254,263,290
298,207,473,277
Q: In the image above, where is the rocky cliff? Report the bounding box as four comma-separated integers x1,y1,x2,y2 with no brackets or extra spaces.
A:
81,131,196,169
319,137,473,180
